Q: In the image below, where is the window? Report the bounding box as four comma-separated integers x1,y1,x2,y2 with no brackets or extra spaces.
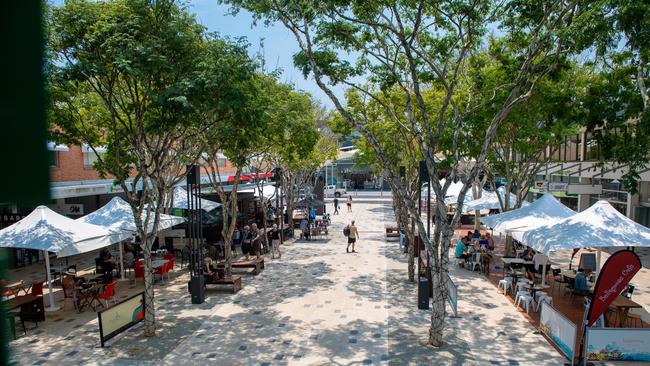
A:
48,151,58,168
83,150,100,168
217,158,227,167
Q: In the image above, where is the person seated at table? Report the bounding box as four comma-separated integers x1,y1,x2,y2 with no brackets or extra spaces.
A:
202,257,221,282
472,229,481,240
309,207,317,223
520,247,534,261
455,237,469,262
99,247,116,272
123,250,135,270
485,232,495,250
573,269,591,295
300,218,310,241
480,247,492,275
478,235,489,247
62,269,87,308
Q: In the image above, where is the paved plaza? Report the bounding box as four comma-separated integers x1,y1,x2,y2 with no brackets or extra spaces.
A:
8,202,566,365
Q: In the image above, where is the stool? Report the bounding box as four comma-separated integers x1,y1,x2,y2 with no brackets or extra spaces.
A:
626,313,644,328
516,293,534,313
498,277,513,295
535,294,553,312
515,282,528,301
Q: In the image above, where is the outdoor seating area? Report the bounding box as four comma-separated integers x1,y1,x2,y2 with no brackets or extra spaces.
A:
449,193,650,357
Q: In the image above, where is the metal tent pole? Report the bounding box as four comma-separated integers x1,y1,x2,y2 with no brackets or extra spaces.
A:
44,251,60,312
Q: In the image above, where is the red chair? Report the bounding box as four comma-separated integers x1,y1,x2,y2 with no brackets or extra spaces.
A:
153,263,166,283
28,281,44,296
163,254,175,271
96,281,117,307
134,262,145,280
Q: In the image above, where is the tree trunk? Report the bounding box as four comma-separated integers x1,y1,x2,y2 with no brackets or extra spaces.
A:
142,236,156,336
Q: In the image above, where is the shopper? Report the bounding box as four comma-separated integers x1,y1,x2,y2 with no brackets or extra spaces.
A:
270,224,281,259
346,220,359,253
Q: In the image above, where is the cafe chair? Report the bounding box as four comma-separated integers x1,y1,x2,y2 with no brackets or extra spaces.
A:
28,281,44,297
6,310,26,339
515,291,534,313
163,254,175,271
551,269,567,292
96,281,117,308
535,293,553,312
62,284,79,311
498,277,514,296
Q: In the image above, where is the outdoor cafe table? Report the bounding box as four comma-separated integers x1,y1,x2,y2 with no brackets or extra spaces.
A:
610,295,643,328
524,283,550,301
2,295,45,321
4,281,28,297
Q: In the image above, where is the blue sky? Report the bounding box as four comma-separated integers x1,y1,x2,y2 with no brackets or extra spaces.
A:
189,1,337,108
49,0,338,108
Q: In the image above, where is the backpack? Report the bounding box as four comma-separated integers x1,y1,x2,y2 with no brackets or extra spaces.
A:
343,225,350,237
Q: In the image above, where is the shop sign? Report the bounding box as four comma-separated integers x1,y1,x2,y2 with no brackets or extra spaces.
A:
534,181,548,190
0,214,26,225
548,182,568,192
61,204,84,216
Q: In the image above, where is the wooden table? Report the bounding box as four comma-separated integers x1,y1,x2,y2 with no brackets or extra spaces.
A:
610,296,643,327
4,281,28,297
2,295,45,322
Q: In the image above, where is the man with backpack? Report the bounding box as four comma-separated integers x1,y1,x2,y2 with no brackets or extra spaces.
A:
344,220,360,253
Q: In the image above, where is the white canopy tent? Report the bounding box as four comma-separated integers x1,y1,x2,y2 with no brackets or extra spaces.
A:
0,206,130,311
169,186,220,211
78,196,186,280
420,179,474,205
481,193,575,234
462,187,525,213
513,200,650,255
254,184,280,200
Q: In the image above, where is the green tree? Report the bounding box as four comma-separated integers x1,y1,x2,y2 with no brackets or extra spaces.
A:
221,0,584,346
48,0,252,336
571,0,650,192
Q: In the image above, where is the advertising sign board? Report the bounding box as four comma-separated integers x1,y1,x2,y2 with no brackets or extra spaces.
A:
539,302,577,361
98,292,145,347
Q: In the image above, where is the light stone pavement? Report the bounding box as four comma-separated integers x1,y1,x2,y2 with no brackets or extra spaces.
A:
9,201,567,365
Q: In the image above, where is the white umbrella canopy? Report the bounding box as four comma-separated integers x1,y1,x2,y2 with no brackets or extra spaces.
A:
482,193,575,233
168,186,220,212
0,205,128,257
462,187,524,213
513,200,650,256
0,205,130,311
78,196,186,234
421,179,474,204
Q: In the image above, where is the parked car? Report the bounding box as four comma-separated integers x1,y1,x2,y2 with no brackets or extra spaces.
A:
324,185,346,197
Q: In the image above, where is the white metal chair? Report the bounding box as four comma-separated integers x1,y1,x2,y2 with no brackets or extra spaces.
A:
498,277,514,295
535,293,553,312
470,252,482,272
516,292,535,313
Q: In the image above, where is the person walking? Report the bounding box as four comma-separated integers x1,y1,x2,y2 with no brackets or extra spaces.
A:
270,224,281,259
251,223,262,259
346,220,359,253
333,197,339,215
346,195,352,212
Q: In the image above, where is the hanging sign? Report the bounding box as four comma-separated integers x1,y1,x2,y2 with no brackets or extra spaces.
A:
548,182,568,192
586,250,641,327
534,181,548,190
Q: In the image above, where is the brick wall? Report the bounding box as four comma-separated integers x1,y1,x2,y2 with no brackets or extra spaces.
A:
50,145,239,183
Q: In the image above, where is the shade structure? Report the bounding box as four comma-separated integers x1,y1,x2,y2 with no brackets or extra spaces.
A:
482,193,575,233
513,200,650,256
0,205,129,257
78,196,186,235
462,187,523,213
421,179,473,205
254,184,280,200
0,205,130,311
169,186,220,211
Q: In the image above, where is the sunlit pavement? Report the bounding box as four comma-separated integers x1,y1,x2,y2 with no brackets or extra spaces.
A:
8,202,566,365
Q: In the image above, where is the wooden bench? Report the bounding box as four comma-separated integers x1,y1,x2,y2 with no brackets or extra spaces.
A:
216,258,264,275
205,275,242,294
